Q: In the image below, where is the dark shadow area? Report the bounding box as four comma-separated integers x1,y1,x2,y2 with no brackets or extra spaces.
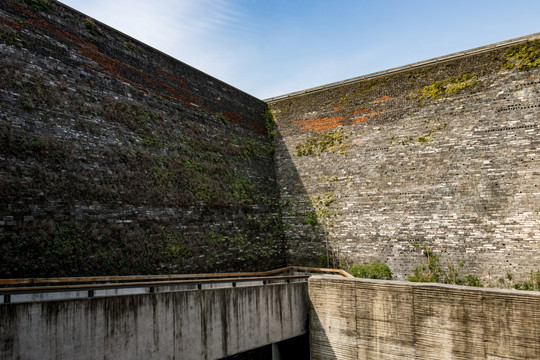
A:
275,333,310,360
272,124,333,268
219,334,310,360
219,344,272,360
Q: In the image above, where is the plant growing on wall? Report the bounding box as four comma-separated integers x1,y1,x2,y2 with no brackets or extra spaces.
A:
408,244,482,287
264,108,276,140
414,73,478,104
349,261,392,280
495,271,540,291
23,0,53,13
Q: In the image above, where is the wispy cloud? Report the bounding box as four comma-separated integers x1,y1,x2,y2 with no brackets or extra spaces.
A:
62,0,249,84
60,0,540,99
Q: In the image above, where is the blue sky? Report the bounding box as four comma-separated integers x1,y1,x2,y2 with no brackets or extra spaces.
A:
60,0,539,99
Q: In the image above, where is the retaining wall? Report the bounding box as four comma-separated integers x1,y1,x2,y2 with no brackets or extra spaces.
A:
309,276,540,359
0,0,282,277
269,34,540,282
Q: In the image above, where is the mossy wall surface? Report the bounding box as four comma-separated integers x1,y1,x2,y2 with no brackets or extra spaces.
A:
1,0,539,282
0,0,283,277
270,35,540,282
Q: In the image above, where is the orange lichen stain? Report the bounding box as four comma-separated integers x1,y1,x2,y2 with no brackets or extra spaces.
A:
351,117,369,124
350,110,387,124
350,108,369,115
294,116,344,131
370,95,390,103
365,110,387,117
9,3,98,51
333,105,345,111
1,18,23,30
222,112,266,135
223,112,242,125
250,123,267,136
312,122,341,132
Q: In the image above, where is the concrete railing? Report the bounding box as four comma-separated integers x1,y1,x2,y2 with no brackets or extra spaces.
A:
2,267,356,360
0,267,351,359
309,276,540,360
0,266,351,304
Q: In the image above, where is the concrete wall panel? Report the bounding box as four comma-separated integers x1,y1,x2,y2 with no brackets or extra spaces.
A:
0,283,308,360
309,276,540,360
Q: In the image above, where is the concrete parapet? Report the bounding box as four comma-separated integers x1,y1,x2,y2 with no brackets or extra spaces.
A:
0,282,309,360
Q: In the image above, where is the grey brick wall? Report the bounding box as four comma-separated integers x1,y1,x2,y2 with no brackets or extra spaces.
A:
0,0,283,277
270,35,540,282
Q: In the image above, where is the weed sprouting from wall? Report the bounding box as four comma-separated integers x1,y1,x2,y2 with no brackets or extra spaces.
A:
22,0,53,13
349,261,393,280
264,108,276,140
408,244,482,287
123,41,142,54
84,18,101,37
494,271,540,291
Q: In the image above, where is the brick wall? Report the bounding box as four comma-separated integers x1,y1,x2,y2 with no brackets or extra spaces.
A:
1,0,538,283
0,0,283,277
270,35,540,282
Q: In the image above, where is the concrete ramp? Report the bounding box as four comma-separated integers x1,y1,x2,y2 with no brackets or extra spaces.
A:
0,282,308,360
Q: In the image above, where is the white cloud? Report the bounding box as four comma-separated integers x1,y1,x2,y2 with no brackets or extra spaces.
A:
61,0,250,87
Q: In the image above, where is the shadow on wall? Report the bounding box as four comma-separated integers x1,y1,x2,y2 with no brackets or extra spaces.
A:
273,125,334,268
267,37,540,282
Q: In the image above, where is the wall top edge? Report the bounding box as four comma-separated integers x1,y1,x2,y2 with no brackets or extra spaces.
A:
264,32,540,103
51,0,259,101
309,275,540,297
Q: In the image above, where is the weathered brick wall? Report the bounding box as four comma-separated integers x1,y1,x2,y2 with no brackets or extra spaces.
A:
309,276,540,360
0,0,283,277
270,35,540,282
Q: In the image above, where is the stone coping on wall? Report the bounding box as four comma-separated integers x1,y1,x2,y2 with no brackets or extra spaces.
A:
265,32,540,102
310,275,540,296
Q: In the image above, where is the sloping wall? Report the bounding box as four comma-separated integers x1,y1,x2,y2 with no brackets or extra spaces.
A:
309,276,540,360
269,34,540,282
0,0,283,277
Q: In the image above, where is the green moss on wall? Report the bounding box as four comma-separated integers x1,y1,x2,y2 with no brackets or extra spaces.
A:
414,73,478,104
296,128,348,156
504,41,540,70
